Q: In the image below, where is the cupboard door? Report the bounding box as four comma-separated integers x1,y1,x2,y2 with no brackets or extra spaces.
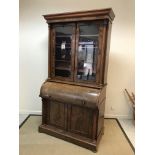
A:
48,101,67,130
75,22,100,84
52,24,75,81
68,105,93,138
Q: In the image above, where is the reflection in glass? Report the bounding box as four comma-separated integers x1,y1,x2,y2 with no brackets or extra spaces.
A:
54,25,73,77
77,23,99,81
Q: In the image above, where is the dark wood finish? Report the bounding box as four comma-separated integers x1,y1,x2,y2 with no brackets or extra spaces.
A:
102,20,112,85
68,105,93,138
46,78,104,88
74,25,79,82
39,8,115,152
43,8,115,23
48,101,66,129
45,9,114,87
48,25,52,78
48,20,111,87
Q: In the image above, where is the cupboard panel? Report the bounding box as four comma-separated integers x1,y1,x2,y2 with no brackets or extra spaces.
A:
68,105,93,138
48,101,66,129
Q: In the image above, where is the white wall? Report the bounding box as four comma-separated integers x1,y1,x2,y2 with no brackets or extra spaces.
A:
19,0,135,118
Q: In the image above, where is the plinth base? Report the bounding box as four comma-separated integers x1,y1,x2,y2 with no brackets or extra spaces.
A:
39,124,103,152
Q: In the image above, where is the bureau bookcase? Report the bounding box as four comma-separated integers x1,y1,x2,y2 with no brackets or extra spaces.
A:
39,8,115,152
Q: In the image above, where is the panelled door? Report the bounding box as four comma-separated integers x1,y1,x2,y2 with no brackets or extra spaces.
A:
67,104,94,138
48,100,67,130
47,100,94,138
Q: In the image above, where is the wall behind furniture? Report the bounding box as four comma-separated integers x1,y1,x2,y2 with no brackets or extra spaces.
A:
19,0,134,118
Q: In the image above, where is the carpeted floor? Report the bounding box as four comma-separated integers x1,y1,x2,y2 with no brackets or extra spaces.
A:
19,116,134,155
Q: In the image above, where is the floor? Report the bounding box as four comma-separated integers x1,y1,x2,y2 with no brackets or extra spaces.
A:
119,119,135,147
19,114,29,126
19,114,135,148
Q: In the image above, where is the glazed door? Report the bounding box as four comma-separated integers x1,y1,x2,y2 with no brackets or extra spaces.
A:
74,22,101,84
51,23,76,81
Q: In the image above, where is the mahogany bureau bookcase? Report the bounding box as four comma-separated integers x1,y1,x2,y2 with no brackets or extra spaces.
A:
39,8,115,152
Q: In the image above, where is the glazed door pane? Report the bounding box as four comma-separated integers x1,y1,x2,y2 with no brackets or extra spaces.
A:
53,24,75,79
76,23,99,82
